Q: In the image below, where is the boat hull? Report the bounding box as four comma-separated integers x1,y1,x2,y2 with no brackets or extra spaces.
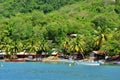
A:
59,59,75,63
5,59,25,62
76,61,100,66
113,62,120,65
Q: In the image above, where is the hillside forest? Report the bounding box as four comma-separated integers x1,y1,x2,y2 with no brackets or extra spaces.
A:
0,0,120,58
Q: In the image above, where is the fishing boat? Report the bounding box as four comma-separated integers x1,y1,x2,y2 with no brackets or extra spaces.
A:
76,61,100,66
113,62,120,65
5,59,25,62
59,59,75,63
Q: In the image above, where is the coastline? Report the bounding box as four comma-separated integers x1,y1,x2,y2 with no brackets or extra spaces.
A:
1,57,120,66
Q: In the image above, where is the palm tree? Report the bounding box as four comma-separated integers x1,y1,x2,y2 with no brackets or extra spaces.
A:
40,39,53,56
61,37,72,55
24,38,41,54
60,35,86,59
1,37,16,59
71,35,86,59
100,29,120,56
92,16,112,50
94,28,106,49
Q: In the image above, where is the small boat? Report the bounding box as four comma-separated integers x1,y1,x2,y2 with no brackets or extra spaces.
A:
113,62,120,65
25,59,38,62
59,59,75,63
5,59,25,62
76,61,100,66
12,59,25,62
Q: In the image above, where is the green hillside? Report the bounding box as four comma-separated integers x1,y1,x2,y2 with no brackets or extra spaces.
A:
0,0,120,58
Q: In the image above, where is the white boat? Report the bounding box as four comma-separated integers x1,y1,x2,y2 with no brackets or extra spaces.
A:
59,59,75,63
113,62,120,65
76,61,100,66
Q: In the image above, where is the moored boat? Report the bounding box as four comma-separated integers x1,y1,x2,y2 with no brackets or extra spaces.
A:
5,59,25,62
113,62,120,65
59,59,75,63
76,61,100,66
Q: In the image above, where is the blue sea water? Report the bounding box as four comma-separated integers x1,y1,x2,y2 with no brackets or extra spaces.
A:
0,62,120,80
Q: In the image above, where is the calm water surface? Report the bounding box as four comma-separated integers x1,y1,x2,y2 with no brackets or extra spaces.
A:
0,62,120,80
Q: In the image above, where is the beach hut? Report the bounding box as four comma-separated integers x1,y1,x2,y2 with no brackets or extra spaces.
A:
91,51,106,61
0,50,6,59
51,51,60,56
73,52,84,60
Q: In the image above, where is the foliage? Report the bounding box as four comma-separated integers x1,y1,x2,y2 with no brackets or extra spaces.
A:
0,0,119,57
100,30,120,56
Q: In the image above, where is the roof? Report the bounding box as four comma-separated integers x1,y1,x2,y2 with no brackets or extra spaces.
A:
69,34,77,37
93,51,106,55
0,52,6,55
51,51,58,55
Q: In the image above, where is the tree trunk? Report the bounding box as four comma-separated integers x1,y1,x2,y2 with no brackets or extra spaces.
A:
81,52,85,60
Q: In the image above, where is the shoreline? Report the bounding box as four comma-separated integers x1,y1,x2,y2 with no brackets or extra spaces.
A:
1,58,120,66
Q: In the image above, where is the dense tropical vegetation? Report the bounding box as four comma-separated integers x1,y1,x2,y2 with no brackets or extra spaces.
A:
0,0,120,58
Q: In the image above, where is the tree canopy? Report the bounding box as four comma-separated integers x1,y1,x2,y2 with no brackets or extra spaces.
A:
0,0,119,57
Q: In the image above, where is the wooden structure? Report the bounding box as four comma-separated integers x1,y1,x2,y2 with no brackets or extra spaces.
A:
90,51,106,61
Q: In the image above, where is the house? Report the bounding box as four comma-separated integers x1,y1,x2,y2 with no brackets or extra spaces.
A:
0,50,6,59
90,51,106,61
